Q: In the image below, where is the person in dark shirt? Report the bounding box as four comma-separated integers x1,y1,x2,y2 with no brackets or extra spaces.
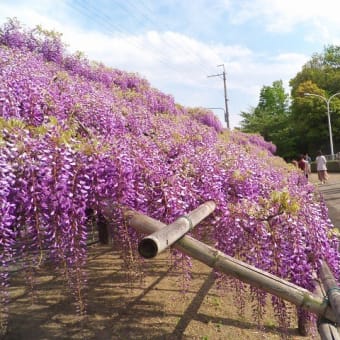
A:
297,154,309,178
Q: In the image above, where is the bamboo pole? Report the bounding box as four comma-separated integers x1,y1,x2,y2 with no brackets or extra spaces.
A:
125,210,336,322
318,319,340,340
312,273,340,340
138,201,216,258
319,261,340,325
297,273,321,336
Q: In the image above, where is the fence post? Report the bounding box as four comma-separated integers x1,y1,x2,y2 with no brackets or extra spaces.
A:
319,261,340,325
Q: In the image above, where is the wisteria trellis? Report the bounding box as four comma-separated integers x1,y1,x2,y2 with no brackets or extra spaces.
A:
0,19,339,333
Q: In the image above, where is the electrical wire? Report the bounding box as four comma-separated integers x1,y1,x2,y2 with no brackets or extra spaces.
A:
66,0,197,78
120,0,221,76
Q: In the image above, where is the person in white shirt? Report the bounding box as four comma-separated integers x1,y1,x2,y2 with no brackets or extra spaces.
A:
304,153,312,174
315,150,328,184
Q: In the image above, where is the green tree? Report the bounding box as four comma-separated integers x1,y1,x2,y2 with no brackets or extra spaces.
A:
290,45,340,156
240,80,296,159
323,45,340,69
290,81,329,153
290,45,340,96
240,45,340,159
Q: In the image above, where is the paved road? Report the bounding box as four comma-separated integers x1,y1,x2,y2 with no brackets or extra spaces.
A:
310,173,340,229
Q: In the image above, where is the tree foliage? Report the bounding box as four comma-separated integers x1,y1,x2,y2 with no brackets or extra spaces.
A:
240,80,296,159
241,45,340,159
290,45,340,155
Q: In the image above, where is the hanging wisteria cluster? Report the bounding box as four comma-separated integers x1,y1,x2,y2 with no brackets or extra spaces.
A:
0,19,339,332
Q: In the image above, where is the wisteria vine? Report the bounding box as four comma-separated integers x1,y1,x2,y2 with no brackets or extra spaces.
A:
0,19,339,334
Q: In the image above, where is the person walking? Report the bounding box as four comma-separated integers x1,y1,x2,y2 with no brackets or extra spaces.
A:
298,154,309,179
316,150,328,184
304,153,312,174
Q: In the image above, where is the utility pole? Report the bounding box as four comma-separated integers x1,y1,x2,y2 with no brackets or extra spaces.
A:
207,64,230,129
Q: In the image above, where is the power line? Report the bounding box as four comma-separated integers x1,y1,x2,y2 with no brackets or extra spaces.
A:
64,0,226,112
66,0,182,75
120,0,215,76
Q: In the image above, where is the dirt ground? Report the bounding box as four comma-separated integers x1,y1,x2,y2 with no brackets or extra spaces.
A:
3,244,315,340
4,172,340,340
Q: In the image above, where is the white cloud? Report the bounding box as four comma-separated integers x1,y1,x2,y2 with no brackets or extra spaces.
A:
0,1,70,32
62,28,255,94
229,0,340,41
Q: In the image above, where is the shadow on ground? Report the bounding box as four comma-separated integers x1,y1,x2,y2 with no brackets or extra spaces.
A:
3,244,309,340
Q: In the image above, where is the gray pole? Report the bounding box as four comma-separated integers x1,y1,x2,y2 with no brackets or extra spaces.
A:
326,100,334,158
219,64,230,129
304,92,340,158
207,64,230,129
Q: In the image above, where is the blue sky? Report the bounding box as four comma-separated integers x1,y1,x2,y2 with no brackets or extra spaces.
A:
1,0,340,128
